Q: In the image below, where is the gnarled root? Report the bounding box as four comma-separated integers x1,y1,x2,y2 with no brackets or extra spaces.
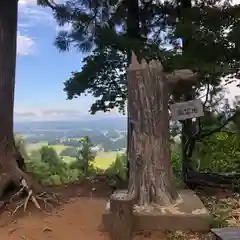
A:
10,178,59,215
0,152,60,215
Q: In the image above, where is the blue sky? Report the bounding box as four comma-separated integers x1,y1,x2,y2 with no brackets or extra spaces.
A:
15,0,123,121
15,0,239,121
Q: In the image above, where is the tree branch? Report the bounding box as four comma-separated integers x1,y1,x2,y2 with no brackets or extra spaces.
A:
195,111,237,139
37,0,58,10
203,82,210,107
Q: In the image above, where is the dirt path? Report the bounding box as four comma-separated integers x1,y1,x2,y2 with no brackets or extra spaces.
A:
0,198,108,240
0,177,211,240
0,198,167,240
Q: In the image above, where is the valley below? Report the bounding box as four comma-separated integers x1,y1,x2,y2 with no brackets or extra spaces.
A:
15,118,127,169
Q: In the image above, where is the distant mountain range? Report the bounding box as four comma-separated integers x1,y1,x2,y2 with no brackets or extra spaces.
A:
14,117,127,132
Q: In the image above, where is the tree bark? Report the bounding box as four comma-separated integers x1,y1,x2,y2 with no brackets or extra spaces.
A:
0,0,22,199
0,0,18,162
181,118,196,179
110,193,134,240
0,0,43,202
128,55,177,206
126,0,141,181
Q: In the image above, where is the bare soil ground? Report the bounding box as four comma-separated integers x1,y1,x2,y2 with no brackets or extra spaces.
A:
0,176,238,240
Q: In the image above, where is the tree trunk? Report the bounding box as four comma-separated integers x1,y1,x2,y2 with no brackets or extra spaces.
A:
180,91,197,182
0,0,43,202
126,0,141,181
181,119,195,179
128,55,177,206
0,0,21,199
0,0,18,162
110,193,134,240
177,0,196,183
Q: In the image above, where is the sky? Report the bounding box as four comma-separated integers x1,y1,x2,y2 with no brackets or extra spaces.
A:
16,0,123,121
15,0,239,121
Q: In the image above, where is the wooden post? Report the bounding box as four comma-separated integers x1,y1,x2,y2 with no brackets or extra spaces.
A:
110,192,135,240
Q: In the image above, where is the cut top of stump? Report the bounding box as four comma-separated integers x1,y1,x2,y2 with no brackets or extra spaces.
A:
128,52,198,86
110,190,135,202
128,51,163,71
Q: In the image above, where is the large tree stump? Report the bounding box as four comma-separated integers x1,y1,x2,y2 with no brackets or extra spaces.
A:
127,54,178,206
127,53,198,206
110,192,135,240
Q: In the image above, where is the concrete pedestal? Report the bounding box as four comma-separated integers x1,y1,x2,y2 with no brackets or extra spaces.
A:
102,189,212,232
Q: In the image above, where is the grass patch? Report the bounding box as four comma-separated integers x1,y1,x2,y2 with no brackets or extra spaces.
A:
27,143,69,154
27,142,118,170
93,151,117,169
64,152,118,170
27,141,48,151
50,145,69,154
65,137,81,141
62,156,76,163
63,152,117,170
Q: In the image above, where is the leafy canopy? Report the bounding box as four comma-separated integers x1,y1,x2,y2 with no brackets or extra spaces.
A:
38,0,240,114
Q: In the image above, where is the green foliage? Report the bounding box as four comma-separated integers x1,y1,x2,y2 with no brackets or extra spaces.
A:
26,146,81,185
68,136,96,177
64,48,127,114
38,0,240,114
105,153,127,180
194,132,240,173
40,146,66,173
14,134,29,160
171,150,185,187
60,147,78,157
171,150,181,173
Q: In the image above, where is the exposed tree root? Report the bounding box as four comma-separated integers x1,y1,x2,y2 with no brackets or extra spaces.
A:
0,170,60,215
9,179,59,215
0,139,60,215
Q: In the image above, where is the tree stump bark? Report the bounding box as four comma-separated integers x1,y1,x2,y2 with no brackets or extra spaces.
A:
127,53,178,206
110,192,135,240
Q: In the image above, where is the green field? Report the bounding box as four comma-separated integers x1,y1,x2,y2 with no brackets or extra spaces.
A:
27,141,48,151
27,142,68,154
27,142,118,170
93,151,117,169
62,152,117,169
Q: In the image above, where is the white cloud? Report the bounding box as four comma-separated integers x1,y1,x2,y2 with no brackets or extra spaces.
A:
19,0,36,5
14,105,123,121
18,0,56,29
17,32,35,55
17,0,51,56
14,106,87,121
18,5,53,26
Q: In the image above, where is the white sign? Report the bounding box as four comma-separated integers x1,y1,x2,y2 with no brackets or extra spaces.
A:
170,99,204,121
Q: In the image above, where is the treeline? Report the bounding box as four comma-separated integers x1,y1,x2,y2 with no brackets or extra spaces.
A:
18,128,240,188
49,136,127,152
17,136,128,186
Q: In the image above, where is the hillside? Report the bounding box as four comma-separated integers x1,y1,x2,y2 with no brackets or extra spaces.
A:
15,118,127,152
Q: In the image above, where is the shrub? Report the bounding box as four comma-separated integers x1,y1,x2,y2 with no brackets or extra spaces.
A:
26,146,82,185
194,132,240,173
105,153,127,180
72,136,96,177
60,147,78,157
